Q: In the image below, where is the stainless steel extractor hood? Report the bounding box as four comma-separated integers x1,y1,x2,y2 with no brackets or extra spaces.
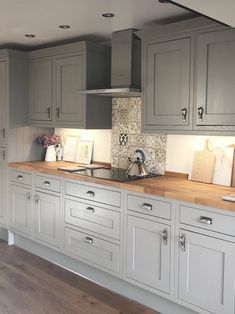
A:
81,29,141,98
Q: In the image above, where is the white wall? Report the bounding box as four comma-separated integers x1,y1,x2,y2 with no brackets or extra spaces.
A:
55,128,112,163
166,135,235,174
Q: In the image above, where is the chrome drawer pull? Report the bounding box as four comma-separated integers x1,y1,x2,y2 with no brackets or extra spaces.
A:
179,233,186,251
25,192,31,200
142,203,152,211
160,229,168,245
43,181,51,187
86,191,95,197
181,107,187,121
85,236,94,244
200,216,212,225
86,207,95,214
17,175,23,181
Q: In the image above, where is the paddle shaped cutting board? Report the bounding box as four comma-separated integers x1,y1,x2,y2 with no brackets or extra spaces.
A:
190,140,216,183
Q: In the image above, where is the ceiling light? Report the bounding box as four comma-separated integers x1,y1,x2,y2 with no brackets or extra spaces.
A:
25,34,35,38
59,25,71,29
102,13,115,18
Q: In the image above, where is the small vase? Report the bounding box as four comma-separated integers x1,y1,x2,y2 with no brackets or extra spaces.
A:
45,145,56,162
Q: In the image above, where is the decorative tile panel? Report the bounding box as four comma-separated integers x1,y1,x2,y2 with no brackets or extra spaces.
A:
111,98,167,174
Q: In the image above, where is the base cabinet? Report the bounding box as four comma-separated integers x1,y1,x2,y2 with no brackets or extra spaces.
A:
0,147,7,226
126,215,171,294
178,230,235,314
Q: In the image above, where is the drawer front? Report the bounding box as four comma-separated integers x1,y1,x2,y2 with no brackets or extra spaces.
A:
127,193,171,220
65,181,121,208
64,227,120,273
35,175,61,193
9,170,32,186
65,199,120,240
180,204,235,236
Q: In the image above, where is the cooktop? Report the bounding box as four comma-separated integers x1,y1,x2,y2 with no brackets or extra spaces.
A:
58,166,160,182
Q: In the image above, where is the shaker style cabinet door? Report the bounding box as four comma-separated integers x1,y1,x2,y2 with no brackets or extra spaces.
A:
196,29,235,128
178,230,235,314
0,61,7,143
29,58,53,121
143,37,192,131
9,184,32,236
55,54,85,125
34,191,60,248
126,215,171,293
0,147,7,226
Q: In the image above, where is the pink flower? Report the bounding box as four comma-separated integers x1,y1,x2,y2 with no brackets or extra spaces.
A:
38,134,61,147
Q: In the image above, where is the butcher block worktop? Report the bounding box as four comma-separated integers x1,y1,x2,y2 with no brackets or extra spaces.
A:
9,161,235,212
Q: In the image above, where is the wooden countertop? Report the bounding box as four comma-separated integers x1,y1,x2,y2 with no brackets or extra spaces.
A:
8,161,235,212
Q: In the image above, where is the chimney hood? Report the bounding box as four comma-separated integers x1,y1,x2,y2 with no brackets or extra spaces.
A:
81,29,141,98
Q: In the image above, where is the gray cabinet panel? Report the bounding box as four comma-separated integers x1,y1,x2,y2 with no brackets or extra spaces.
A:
0,147,7,226
0,61,7,143
35,191,60,248
29,58,52,121
126,215,170,293
143,37,192,131
9,184,32,236
196,29,235,127
178,230,235,314
55,54,84,124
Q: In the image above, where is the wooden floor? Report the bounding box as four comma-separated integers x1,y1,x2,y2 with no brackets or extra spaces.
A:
0,241,159,314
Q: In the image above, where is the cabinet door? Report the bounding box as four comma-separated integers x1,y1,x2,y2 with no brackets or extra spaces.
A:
126,215,170,293
143,37,191,130
34,191,60,248
178,230,235,314
55,54,85,125
0,61,7,143
0,147,7,226
196,29,235,127
9,184,32,236
29,58,52,121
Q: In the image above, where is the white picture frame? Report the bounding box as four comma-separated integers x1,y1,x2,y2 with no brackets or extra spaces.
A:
75,140,93,164
63,135,80,162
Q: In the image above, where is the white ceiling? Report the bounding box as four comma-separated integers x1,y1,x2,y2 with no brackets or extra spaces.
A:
0,0,189,48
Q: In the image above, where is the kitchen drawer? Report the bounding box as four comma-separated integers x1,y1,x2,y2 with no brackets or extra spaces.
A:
65,181,121,208
180,204,235,236
127,193,171,220
64,227,120,273
9,170,32,186
65,199,120,240
35,175,61,193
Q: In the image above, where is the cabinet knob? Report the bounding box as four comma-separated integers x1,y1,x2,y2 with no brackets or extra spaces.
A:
56,107,60,119
197,106,204,121
181,107,187,122
160,229,168,245
142,203,152,211
34,194,40,203
25,192,31,200
86,191,95,197
86,207,95,214
84,236,94,244
47,107,51,119
179,233,186,251
43,181,51,187
0,128,5,138
200,216,212,225
17,175,23,181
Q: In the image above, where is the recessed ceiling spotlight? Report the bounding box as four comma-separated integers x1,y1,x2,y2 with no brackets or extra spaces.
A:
59,25,71,29
102,13,115,18
25,34,35,38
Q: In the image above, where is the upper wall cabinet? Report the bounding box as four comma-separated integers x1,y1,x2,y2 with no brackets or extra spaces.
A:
137,17,235,134
29,42,112,129
195,28,235,131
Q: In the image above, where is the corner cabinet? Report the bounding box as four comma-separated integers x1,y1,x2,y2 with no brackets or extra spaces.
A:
29,42,112,129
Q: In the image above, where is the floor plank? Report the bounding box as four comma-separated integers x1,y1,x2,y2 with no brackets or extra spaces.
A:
0,241,160,314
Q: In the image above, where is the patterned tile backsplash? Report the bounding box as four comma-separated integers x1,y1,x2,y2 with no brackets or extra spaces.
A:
111,98,167,174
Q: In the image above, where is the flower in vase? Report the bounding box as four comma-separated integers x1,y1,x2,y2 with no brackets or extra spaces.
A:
38,134,61,147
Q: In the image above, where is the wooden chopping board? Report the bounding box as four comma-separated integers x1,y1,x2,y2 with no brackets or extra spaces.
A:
212,147,234,186
228,144,235,187
190,139,216,183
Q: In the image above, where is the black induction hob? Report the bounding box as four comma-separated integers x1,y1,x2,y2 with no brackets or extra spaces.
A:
58,166,160,182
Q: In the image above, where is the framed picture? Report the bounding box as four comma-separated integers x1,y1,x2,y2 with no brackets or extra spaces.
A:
63,135,80,162
75,140,93,164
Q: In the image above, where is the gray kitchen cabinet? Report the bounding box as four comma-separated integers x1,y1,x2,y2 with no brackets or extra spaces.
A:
29,58,52,122
9,184,32,237
34,191,60,248
0,147,7,226
29,42,112,129
195,28,235,130
178,229,235,314
126,214,171,294
0,61,7,143
142,36,192,131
